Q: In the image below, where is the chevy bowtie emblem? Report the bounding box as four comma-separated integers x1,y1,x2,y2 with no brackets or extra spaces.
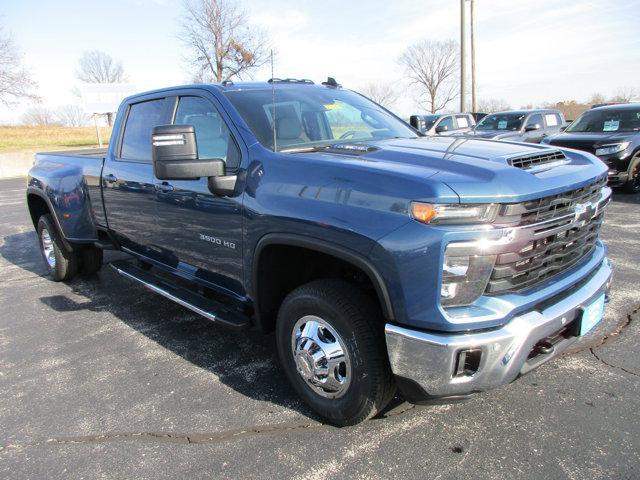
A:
574,202,596,226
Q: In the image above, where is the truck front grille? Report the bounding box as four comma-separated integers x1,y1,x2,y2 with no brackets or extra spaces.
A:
486,177,608,295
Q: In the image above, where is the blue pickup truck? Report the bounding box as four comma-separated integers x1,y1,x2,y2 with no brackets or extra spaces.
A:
27,79,613,426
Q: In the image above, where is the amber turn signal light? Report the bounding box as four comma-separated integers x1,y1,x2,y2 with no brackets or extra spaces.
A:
411,203,437,224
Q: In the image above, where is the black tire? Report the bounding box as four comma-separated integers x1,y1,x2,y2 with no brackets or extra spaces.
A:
276,279,396,426
37,214,78,282
623,156,640,194
80,247,103,275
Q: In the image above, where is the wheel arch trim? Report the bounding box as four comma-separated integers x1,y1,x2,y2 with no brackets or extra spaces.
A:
251,233,395,327
26,187,73,252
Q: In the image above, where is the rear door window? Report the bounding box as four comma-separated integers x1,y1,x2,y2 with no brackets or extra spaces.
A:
120,98,167,161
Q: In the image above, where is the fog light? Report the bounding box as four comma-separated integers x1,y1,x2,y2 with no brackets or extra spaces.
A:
454,348,482,377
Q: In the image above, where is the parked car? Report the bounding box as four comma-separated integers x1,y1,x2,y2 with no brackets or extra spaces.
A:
27,79,612,426
464,109,565,143
543,103,640,193
470,112,488,123
409,113,475,136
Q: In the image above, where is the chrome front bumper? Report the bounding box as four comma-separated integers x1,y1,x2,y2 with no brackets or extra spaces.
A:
385,256,613,399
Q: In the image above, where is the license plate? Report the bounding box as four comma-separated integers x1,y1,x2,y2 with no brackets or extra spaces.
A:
580,294,605,336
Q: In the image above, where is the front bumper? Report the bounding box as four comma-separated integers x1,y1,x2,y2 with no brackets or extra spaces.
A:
385,256,613,400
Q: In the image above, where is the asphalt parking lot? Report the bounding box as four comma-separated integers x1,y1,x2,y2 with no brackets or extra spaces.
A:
1,176,638,479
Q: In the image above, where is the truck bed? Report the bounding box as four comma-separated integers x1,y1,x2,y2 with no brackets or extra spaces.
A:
39,147,108,159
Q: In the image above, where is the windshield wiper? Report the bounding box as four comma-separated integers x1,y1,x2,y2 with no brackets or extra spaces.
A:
280,144,332,153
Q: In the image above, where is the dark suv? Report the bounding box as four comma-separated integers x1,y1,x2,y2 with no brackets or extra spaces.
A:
464,109,565,143
543,103,640,193
409,113,476,136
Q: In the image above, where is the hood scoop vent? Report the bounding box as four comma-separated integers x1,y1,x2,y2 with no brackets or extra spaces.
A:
507,150,569,173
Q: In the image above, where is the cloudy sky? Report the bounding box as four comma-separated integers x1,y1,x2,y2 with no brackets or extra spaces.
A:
1,0,639,122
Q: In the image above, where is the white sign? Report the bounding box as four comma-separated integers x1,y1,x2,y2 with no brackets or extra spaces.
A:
79,83,138,114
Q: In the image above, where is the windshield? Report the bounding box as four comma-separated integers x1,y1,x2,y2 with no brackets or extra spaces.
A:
475,113,525,131
566,108,640,133
224,87,417,151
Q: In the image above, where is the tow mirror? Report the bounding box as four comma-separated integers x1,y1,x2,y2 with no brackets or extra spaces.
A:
151,125,237,196
525,123,541,132
152,125,225,180
435,124,449,134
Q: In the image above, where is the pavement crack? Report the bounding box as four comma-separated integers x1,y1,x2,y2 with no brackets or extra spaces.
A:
590,347,639,377
1,422,326,452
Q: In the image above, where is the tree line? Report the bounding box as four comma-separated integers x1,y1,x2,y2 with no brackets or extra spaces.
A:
1,0,638,126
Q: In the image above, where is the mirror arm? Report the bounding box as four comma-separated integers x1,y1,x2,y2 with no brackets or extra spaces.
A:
208,175,238,196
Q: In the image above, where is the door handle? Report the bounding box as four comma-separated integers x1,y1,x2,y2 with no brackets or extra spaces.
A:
155,182,174,193
104,174,118,183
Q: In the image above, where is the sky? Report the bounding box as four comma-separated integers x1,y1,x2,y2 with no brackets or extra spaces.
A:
1,0,639,123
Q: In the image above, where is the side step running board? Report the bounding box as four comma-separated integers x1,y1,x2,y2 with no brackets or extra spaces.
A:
110,260,250,329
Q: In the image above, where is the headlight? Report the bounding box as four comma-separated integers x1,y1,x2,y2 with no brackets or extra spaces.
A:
441,250,496,307
411,202,499,225
595,142,630,156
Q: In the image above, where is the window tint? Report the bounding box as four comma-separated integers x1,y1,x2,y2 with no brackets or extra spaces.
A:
526,114,543,128
455,115,469,128
174,96,239,169
544,113,559,126
438,116,455,130
120,99,166,161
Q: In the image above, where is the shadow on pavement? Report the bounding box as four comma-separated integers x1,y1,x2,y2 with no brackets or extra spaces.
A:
610,189,640,205
0,231,320,420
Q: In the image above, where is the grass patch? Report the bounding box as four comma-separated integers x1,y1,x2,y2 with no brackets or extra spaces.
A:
0,125,112,152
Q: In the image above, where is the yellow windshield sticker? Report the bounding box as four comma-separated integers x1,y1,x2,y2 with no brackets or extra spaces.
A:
324,103,340,110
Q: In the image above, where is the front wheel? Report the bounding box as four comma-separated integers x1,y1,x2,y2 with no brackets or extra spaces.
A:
623,156,640,194
276,279,396,426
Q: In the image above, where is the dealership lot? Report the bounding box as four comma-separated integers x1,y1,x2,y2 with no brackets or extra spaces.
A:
0,176,638,479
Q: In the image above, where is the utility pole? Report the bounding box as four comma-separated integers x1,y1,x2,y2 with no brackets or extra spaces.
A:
460,0,466,113
470,0,477,113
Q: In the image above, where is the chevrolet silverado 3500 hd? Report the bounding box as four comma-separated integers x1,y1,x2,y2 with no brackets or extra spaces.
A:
27,79,613,425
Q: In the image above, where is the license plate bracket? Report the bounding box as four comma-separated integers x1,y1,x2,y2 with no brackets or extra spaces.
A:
579,293,605,336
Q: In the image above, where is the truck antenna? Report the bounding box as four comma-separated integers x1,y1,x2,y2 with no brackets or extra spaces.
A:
271,50,276,153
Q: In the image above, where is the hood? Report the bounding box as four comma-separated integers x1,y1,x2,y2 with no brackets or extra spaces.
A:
545,131,634,153
296,136,607,203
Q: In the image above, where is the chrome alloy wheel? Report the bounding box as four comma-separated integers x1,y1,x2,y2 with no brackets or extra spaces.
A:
291,315,351,399
41,228,56,269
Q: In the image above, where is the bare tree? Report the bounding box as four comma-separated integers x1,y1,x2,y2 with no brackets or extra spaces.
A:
22,106,57,126
399,40,459,113
477,98,511,113
76,50,126,83
611,86,638,103
181,0,269,82
0,22,39,106
587,92,606,106
76,50,126,126
359,82,399,108
56,105,88,127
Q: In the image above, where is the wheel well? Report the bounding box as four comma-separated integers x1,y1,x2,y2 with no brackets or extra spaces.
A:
254,243,390,333
27,194,50,229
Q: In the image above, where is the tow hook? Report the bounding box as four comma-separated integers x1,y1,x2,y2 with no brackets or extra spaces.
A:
535,340,555,355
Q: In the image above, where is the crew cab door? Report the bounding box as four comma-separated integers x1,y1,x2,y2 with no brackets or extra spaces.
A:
102,96,172,253
152,94,245,297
